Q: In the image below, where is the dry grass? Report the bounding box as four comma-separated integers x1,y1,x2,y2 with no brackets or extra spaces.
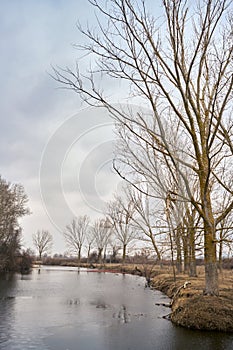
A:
151,267,233,332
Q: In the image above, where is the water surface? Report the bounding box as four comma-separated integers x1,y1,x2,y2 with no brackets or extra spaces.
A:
0,266,232,350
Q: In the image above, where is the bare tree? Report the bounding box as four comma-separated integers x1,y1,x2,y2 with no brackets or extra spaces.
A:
53,0,233,295
215,187,233,271
115,122,203,276
85,226,95,262
121,185,164,262
107,195,136,263
33,230,53,259
108,238,121,263
92,218,112,263
63,215,90,262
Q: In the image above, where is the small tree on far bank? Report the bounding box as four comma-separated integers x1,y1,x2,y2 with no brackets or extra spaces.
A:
85,226,95,262
63,215,90,262
92,218,112,263
107,195,136,263
33,230,53,259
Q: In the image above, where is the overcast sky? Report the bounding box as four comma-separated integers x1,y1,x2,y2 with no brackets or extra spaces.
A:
0,0,125,253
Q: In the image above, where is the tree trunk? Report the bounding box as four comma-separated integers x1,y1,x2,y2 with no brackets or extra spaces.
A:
199,160,219,295
175,230,182,274
103,246,107,263
189,259,197,278
182,236,189,274
218,229,223,272
78,248,81,264
98,248,103,263
87,245,91,263
122,244,127,263
150,234,161,262
189,227,197,277
204,225,218,295
169,228,176,282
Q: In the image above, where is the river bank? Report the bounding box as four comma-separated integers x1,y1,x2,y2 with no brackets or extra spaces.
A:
151,271,233,332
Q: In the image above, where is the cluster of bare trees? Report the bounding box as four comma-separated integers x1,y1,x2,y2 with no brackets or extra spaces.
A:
63,215,122,263
53,0,233,295
0,175,30,271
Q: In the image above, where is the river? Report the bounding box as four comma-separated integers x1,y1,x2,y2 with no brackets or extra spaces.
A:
0,266,232,350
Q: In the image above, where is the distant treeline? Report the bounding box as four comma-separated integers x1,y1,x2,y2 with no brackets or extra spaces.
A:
36,255,233,270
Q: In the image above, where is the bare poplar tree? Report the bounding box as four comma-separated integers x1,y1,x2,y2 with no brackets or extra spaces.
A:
33,230,53,259
53,0,233,295
63,215,90,262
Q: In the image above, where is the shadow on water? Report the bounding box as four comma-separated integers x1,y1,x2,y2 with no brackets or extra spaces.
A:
0,273,18,347
113,305,131,324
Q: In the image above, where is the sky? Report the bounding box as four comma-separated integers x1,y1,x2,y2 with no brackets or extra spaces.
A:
0,0,126,254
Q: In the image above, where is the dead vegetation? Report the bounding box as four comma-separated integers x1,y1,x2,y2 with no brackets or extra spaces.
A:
151,267,233,332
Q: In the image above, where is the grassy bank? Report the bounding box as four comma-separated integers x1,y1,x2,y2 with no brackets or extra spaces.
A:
151,268,233,332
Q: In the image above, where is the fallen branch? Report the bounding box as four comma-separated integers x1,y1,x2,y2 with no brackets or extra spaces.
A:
155,302,171,308
155,281,191,308
171,281,191,306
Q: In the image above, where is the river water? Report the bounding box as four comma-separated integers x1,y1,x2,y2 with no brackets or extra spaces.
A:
0,266,232,350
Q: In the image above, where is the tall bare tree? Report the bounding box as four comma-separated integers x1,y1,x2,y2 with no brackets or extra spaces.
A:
63,215,90,262
53,0,233,295
33,230,53,259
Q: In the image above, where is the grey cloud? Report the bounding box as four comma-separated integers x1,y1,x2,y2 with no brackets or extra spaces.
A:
0,0,122,253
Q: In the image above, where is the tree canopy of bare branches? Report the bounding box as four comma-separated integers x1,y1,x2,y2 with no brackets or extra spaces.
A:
107,194,136,262
63,215,90,261
92,218,112,262
33,230,53,259
53,0,233,295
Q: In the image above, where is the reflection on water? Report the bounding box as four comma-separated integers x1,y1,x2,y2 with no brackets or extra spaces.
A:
113,305,131,324
0,266,232,350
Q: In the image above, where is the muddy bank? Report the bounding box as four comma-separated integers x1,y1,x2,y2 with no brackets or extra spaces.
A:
151,273,233,332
